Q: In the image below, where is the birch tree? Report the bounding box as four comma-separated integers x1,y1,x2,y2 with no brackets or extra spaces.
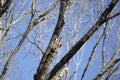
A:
0,0,120,80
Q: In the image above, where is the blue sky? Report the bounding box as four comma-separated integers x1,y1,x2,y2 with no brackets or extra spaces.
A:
0,0,120,80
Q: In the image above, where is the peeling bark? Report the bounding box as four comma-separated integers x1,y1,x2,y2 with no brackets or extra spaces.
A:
46,66,68,80
34,0,71,80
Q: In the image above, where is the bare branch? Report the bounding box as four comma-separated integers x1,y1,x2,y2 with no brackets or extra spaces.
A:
0,10,35,80
47,66,68,80
106,11,120,21
102,23,107,68
0,0,60,79
5,34,23,41
81,31,103,80
26,37,44,55
32,0,60,26
0,10,32,45
93,48,120,80
105,64,120,80
100,22,108,80
34,0,72,80
48,0,119,79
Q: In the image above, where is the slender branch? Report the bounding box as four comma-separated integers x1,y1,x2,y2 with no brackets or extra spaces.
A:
94,58,120,80
5,34,23,41
0,10,32,45
48,0,119,79
33,0,60,26
93,48,120,80
81,32,103,80
65,31,70,80
0,51,12,63
26,37,45,55
0,1,33,79
106,11,120,21
0,10,35,80
0,0,59,79
34,0,71,80
105,64,120,80
100,22,108,80
102,23,107,68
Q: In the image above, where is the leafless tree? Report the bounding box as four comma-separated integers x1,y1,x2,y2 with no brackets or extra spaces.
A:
0,0,120,80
